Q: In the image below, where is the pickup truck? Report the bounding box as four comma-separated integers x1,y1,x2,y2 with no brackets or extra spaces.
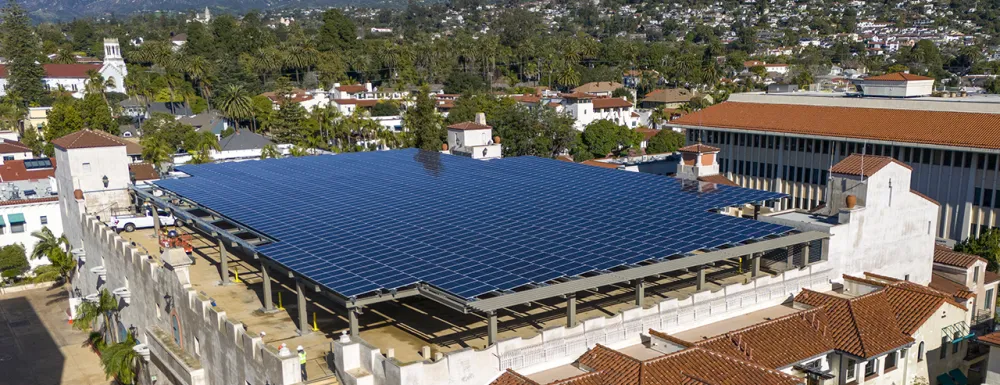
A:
111,209,177,232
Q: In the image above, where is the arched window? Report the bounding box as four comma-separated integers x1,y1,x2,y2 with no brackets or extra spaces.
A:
917,341,925,362
171,312,183,347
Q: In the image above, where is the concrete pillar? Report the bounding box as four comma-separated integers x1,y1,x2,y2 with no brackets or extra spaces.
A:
751,254,761,278
696,267,706,291
296,278,310,336
218,238,229,286
150,204,161,236
487,311,498,346
634,279,645,307
786,246,795,270
349,308,359,337
801,243,811,266
566,294,577,328
753,204,761,220
261,263,274,312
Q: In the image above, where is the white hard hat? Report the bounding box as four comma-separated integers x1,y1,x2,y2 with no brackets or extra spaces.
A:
297,345,304,351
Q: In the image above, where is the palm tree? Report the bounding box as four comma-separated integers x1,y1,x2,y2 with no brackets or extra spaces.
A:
140,136,172,174
100,332,140,384
74,288,118,343
184,56,214,108
288,145,310,157
260,144,281,159
30,227,69,261
216,85,253,131
649,108,669,129
188,132,220,164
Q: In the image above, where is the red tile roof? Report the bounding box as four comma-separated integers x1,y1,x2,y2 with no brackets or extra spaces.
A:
51,129,125,150
636,128,659,141
129,163,159,181
933,245,987,268
336,84,367,93
333,99,379,107
511,95,541,104
882,281,968,334
0,64,102,79
671,102,1000,150
794,289,913,358
929,273,976,301
0,157,56,181
643,88,695,104
0,140,30,154
830,154,911,177
697,174,739,187
678,144,720,153
0,196,58,206
864,72,934,81
693,307,835,369
986,270,1000,284
593,98,633,109
581,160,623,169
560,92,594,100
447,122,492,130
978,331,1000,346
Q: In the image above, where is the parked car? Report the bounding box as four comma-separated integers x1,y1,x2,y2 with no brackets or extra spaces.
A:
111,208,176,232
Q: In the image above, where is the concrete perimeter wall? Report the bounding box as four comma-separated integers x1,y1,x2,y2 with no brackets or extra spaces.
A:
70,209,300,385
333,263,833,385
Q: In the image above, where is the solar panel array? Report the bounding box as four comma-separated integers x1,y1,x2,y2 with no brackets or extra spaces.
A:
155,149,791,301
23,158,53,170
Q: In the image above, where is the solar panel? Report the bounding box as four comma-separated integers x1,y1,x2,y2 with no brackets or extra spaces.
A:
23,158,53,170
154,149,792,301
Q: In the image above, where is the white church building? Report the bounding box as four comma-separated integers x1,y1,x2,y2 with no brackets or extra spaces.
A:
0,38,127,98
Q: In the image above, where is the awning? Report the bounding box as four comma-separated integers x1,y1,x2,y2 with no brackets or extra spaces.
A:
938,374,957,385
949,369,969,385
944,321,974,343
7,213,25,224
0,216,5,226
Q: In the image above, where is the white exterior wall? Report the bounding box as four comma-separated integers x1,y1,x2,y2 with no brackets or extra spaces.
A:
986,345,1000,385
448,128,492,149
860,80,934,98
0,149,32,162
0,199,62,269
901,303,969,385
55,145,131,225
565,100,639,130
333,263,834,385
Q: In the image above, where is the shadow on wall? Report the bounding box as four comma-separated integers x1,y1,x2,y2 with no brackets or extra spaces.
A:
0,293,67,384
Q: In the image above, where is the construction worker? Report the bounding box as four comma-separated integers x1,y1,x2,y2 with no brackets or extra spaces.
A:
298,346,307,380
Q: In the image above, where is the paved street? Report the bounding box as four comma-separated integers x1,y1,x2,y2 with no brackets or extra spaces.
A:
0,285,109,385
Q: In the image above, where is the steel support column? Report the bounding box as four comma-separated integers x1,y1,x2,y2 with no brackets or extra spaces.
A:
786,246,795,270
751,254,761,278
218,238,229,286
696,267,706,291
296,278,310,336
151,205,161,236
634,279,645,307
349,308,360,337
487,311,498,346
801,243,811,266
261,264,274,312
566,294,577,328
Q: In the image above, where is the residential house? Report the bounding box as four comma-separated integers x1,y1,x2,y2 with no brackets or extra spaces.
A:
572,82,624,98
0,140,32,163
640,88,696,109
21,107,51,134
177,112,228,140
0,157,60,270
560,92,639,130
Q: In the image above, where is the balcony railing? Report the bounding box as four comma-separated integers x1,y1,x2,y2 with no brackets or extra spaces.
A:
972,310,994,327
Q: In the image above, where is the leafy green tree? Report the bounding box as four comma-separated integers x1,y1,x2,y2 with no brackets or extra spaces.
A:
444,71,487,94
260,144,281,159
646,130,685,154
371,101,401,117
42,101,85,156
579,120,642,158
611,87,633,102
317,9,357,52
0,0,46,104
404,85,443,151
139,112,196,152
80,93,117,134
20,124,42,156
0,243,28,283
955,229,1000,272
100,332,141,385
187,132,220,164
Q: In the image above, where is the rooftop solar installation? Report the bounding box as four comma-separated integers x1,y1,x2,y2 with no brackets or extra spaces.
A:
154,149,791,301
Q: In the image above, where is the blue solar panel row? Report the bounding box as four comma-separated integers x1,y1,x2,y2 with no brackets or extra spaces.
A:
154,149,791,300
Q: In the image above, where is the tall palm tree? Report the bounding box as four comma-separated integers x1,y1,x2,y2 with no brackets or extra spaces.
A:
140,136,173,173
216,85,253,131
100,332,140,384
184,56,214,109
74,288,118,343
188,132,221,164
260,144,281,159
30,227,69,261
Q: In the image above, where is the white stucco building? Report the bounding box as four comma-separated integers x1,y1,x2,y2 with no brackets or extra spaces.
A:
857,72,935,98
560,93,640,131
0,157,61,269
0,38,127,98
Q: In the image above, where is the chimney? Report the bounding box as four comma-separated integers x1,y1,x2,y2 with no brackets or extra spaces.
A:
475,112,487,126
365,82,373,92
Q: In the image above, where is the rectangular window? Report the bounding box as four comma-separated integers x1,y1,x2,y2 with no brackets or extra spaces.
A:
797,167,804,183
990,154,998,171
941,336,948,359
11,223,24,233
865,358,878,377
893,146,901,159
2,155,12,161
965,153,974,168
758,163,765,177
798,139,805,152
40,216,47,225
976,188,983,206
82,162,91,172
903,147,911,162
821,170,829,185
884,351,897,371
934,150,942,165
839,141,846,156
985,189,994,208
979,154,987,169
766,164,773,179
822,140,830,154
767,136,774,149
975,266,980,283
753,135,760,148
987,289,994,310
804,168,812,185
846,359,857,380
751,162,758,177
922,148,931,164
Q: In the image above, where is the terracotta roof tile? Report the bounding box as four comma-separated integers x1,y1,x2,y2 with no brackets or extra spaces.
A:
0,64,102,79
864,72,934,81
511,95,541,104
573,82,623,94
0,196,58,206
642,347,803,385
548,371,605,385
0,157,56,181
593,98,633,109
578,344,642,385
333,99,379,107
51,130,125,150
978,331,1000,346
0,140,30,154
934,245,987,268
692,307,834,369
491,370,538,385
678,144,720,153
882,281,967,334
447,121,492,130
986,270,1000,284
671,102,1000,150
560,92,594,99
636,128,659,141
129,163,159,181
830,154,910,177
581,160,622,169
336,84,367,93
794,289,913,358
93,129,143,154
697,174,739,187
643,88,695,104
929,273,976,301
